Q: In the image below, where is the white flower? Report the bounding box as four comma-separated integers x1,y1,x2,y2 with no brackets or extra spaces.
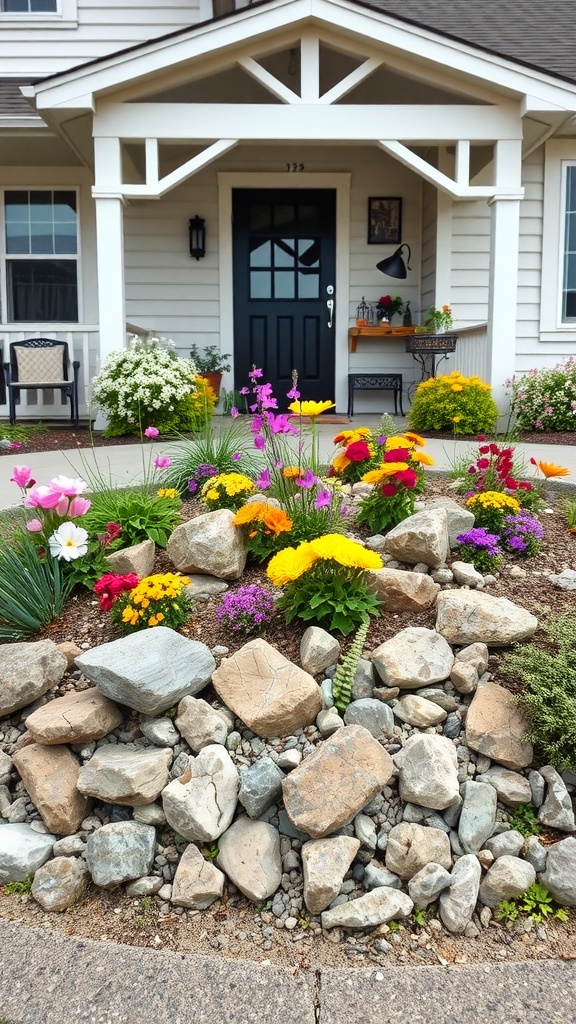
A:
48,522,89,561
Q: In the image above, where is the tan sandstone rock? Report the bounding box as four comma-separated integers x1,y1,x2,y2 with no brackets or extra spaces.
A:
167,508,247,580
12,744,90,836
282,725,393,839
370,568,440,612
105,539,155,579
26,688,122,745
212,638,322,738
436,591,538,646
466,681,533,769
171,843,225,910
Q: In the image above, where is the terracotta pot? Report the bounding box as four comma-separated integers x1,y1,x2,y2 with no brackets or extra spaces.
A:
201,371,223,399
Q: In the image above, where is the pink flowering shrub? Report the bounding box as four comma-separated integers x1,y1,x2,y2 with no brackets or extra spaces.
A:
507,358,576,432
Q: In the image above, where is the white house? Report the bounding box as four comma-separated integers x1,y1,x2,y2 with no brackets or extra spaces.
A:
1,0,576,419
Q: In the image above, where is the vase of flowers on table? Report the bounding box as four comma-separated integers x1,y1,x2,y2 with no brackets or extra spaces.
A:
376,294,404,323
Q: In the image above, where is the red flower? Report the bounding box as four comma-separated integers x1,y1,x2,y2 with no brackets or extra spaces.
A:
345,440,371,462
488,443,500,455
384,447,410,462
505,477,518,490
518,481,533,491
476,434,488,442
381,482,398,497
94,572,140,612
479,445,490,455
476,458,490,470
395,467,418,489
467,466,477,474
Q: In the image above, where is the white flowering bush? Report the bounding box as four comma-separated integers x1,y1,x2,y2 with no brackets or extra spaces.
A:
91,336,198,436
507,357,576,432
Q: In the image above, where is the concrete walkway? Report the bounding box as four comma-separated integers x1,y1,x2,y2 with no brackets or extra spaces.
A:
0,921,575,1024
1,417,575,510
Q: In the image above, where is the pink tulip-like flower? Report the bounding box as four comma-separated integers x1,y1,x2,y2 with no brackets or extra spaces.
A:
25,485,65,510
26,518,43,533
10,465,33,489
144,426,159,438
230,407,239,419
48,474,89,496
154,455,171,469
296,469,317,489
56,494,70,517
69,496,91,517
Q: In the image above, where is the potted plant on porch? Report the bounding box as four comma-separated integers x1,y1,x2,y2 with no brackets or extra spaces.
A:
189,344,232,399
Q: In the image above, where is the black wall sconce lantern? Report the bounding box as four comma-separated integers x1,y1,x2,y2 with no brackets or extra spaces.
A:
189,215,206,260
376,242,412,279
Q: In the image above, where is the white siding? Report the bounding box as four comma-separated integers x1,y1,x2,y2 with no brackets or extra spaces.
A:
0,0,201,76
420,180,436,313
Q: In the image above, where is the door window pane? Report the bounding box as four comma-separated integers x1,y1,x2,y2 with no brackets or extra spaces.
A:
273,205,295,230
250,271,271,299
274,239,295,267
274,272,295,299
249,205,271,231
298,272,319,298
298,238,320,267
250,241,271,268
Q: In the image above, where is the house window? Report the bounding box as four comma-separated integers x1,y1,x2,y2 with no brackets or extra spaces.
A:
562,164,576,321
4,190,78,322
1,0,57,10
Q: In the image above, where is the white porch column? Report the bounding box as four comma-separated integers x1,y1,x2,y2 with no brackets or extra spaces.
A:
93,136,126,364
486,139,523,406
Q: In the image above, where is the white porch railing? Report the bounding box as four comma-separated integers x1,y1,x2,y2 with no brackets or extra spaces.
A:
449,322,489,381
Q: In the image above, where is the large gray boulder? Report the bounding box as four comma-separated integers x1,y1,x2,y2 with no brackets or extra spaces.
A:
372,627,454,690
539,837,576,906
439,855,481,934
85,822,156,889
321,887,413,930
162,744,239,842
383,508,449,568
216,817,281,902
0,640,67,717
0,823,55,884
167,508,247,580
436,591,538,646
75,628,216,715
77,746,172,806
397,734,459,811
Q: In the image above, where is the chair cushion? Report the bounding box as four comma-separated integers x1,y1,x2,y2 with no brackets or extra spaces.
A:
14,346,66,384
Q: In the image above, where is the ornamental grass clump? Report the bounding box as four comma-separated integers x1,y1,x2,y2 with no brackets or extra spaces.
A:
355,433,432,533
507,357,576,432
456,527,504,574
111,572,193,633
465,490,521,533
216,585,276,636
91,335,198,436
408,371,499,434
200,472,255,511
267,534,382,635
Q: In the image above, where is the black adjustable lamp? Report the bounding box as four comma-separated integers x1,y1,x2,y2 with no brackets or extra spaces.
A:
376,243,412,279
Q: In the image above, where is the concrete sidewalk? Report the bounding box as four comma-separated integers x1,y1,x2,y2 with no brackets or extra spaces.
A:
1,418,575,511
0,921,575,1024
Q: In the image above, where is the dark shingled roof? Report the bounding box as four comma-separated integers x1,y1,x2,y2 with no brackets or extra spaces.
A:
363,0,576,84
0,79,41,119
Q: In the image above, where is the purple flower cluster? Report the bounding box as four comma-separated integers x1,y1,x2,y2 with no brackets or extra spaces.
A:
456,527,501,555
188,463,218,494
216,584,276,635
501,512,544,556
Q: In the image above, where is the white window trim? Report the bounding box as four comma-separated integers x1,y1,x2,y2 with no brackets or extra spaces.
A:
540,137,576,341
0,0,77,28
0,186,83,326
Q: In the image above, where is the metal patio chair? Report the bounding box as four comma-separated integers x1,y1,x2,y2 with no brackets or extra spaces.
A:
4,338,80,427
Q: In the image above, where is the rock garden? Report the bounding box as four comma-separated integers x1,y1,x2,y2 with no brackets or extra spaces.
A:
0,358,575,971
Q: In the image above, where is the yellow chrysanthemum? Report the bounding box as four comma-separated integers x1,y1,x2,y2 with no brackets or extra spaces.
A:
288,400,336,418
362,462,409,484
331,452,352,474
385,435,415,450
308,534,383,570
201,473,255,502
266,544,319,587
412,451,435,466
157,488,178,499
282,466,301,479
403,431,426,447
466,491,520,514
333,427,371,445
205,489,219,501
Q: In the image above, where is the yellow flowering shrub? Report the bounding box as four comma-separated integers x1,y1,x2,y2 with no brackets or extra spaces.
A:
111,572,193,634
409,371,499,434
189,374,217,430
466,490,521,532
200,472,255,511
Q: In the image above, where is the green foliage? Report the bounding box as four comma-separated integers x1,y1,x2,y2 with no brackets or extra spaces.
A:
189,344,232,373
163,421,261,493
356,484,416,533
2,876,33,894
278,564,379,637
0,534,71,641
202,843,220,861
456,542,504,575
0,422,44,443
508,803,542,838
332,620,369,712
507,358,576,432
496,883,569,925
561,497,576,532
412,908,428,928
83,488,181,548
501,611,576,773
386,920,402,933
408,371,499,434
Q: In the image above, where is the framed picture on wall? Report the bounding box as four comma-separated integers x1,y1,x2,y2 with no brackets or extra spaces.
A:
368,197,402,245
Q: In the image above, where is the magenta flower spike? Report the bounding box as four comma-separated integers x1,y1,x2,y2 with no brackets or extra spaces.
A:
144,426,159,438
154,455,171,469
10,465,33,489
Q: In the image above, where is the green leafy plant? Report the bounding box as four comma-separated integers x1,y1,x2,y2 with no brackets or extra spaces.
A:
501,611,576,773
412,908,428,928
189,344,232,374
508,803,542,838
387,920,402,933
561,496,576,532
2,876,33,895
202,843,220,861
332,620,369,712
408,370,499,434
496,883,569,925
83,488,181,548
0,534,72,641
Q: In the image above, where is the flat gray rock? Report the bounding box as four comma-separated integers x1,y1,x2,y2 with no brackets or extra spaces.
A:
321,887,413,929
538,765,576,832
216,816,281,902
479,855,536,908
0,823,55,884
75,628,216,715
372,627,454,690
31,856,89,912
458,780,497,854
0,640,67,717
408,862,453,908
238,756,285,819
77,746,172,806
300,626,340,676
343,698,394,738
85,822,156,889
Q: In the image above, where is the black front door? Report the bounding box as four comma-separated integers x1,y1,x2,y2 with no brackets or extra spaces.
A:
232,188,336,405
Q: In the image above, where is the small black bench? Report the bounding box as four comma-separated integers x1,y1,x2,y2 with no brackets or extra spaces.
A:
347,372,404,418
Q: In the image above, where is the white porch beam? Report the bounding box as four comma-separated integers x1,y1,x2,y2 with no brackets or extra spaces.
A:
300,33,320,102
151,139,238,197
238,57,301,104
319,57,383,105
455,141,470,186
377,140,523,200
93,136,126,365
93,102,522,142
145,138,159,187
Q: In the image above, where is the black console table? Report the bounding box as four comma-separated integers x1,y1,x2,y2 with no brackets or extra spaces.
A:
347,372,404,417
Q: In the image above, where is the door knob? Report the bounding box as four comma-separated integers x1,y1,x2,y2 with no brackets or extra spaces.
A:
327,298,334,328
